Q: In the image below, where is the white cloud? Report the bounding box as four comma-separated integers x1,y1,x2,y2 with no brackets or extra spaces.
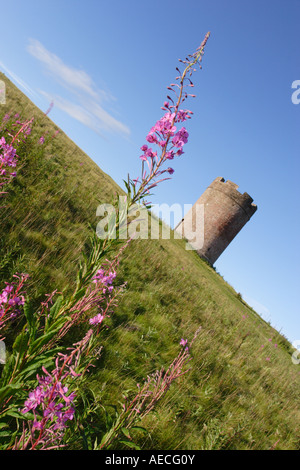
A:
27,39,99,99
39,90,106,138
81,97,130,136
27,39,130,137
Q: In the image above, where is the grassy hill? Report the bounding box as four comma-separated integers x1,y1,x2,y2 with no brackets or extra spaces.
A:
1,72,299,450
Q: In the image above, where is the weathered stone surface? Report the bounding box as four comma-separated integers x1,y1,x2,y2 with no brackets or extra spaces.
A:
175,177,257,265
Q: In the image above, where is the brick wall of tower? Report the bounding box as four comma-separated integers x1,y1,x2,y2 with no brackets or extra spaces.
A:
175,177,257,265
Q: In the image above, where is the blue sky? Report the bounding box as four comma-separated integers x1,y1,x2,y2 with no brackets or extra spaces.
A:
0,0,299,344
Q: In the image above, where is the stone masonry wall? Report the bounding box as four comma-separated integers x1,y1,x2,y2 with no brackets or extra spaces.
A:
175,177,257,265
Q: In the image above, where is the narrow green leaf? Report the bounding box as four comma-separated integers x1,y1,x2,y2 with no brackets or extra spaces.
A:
119,440,141,450
12,331,29,357
0,383,23,402
121,427,131,440
19,353,56,380
29,328,61,353
4,410,26,420
130,426,148,434
48,295,64,320
23,302,36,330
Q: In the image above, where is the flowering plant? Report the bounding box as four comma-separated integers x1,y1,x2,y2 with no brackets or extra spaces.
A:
0,273,28,340
0,33,210,450
125,32,210,207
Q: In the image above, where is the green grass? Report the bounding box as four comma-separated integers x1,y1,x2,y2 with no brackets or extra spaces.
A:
0,72,120,300
1,71,300,450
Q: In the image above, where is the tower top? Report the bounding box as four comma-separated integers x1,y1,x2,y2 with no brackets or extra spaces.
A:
209,177,257,218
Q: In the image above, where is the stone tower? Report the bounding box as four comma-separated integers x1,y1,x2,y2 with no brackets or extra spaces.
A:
175,177,257,265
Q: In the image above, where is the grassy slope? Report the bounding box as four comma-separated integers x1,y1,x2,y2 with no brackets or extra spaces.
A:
0,72,120,298
1,72,299,450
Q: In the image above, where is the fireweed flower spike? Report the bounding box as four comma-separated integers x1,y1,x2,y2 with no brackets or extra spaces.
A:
0,273,28,337
18,333,93,450
99,326,203,449
0,137,19,190
20,366,76,450
129,32,210,206
1,117,35,195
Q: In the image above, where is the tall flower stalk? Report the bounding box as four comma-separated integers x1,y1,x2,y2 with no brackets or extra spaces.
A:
127,32,210,206
98,327,202,449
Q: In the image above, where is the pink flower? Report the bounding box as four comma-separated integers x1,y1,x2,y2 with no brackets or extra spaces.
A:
92,268,116,287
180,338,188,347
146,148,156,159
22,361,76,428
176,109,192,122
172,127,189,148
165,151,174,160
0,138,18,168
146,133,158,144
147,112,177,143
89,313,105,325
